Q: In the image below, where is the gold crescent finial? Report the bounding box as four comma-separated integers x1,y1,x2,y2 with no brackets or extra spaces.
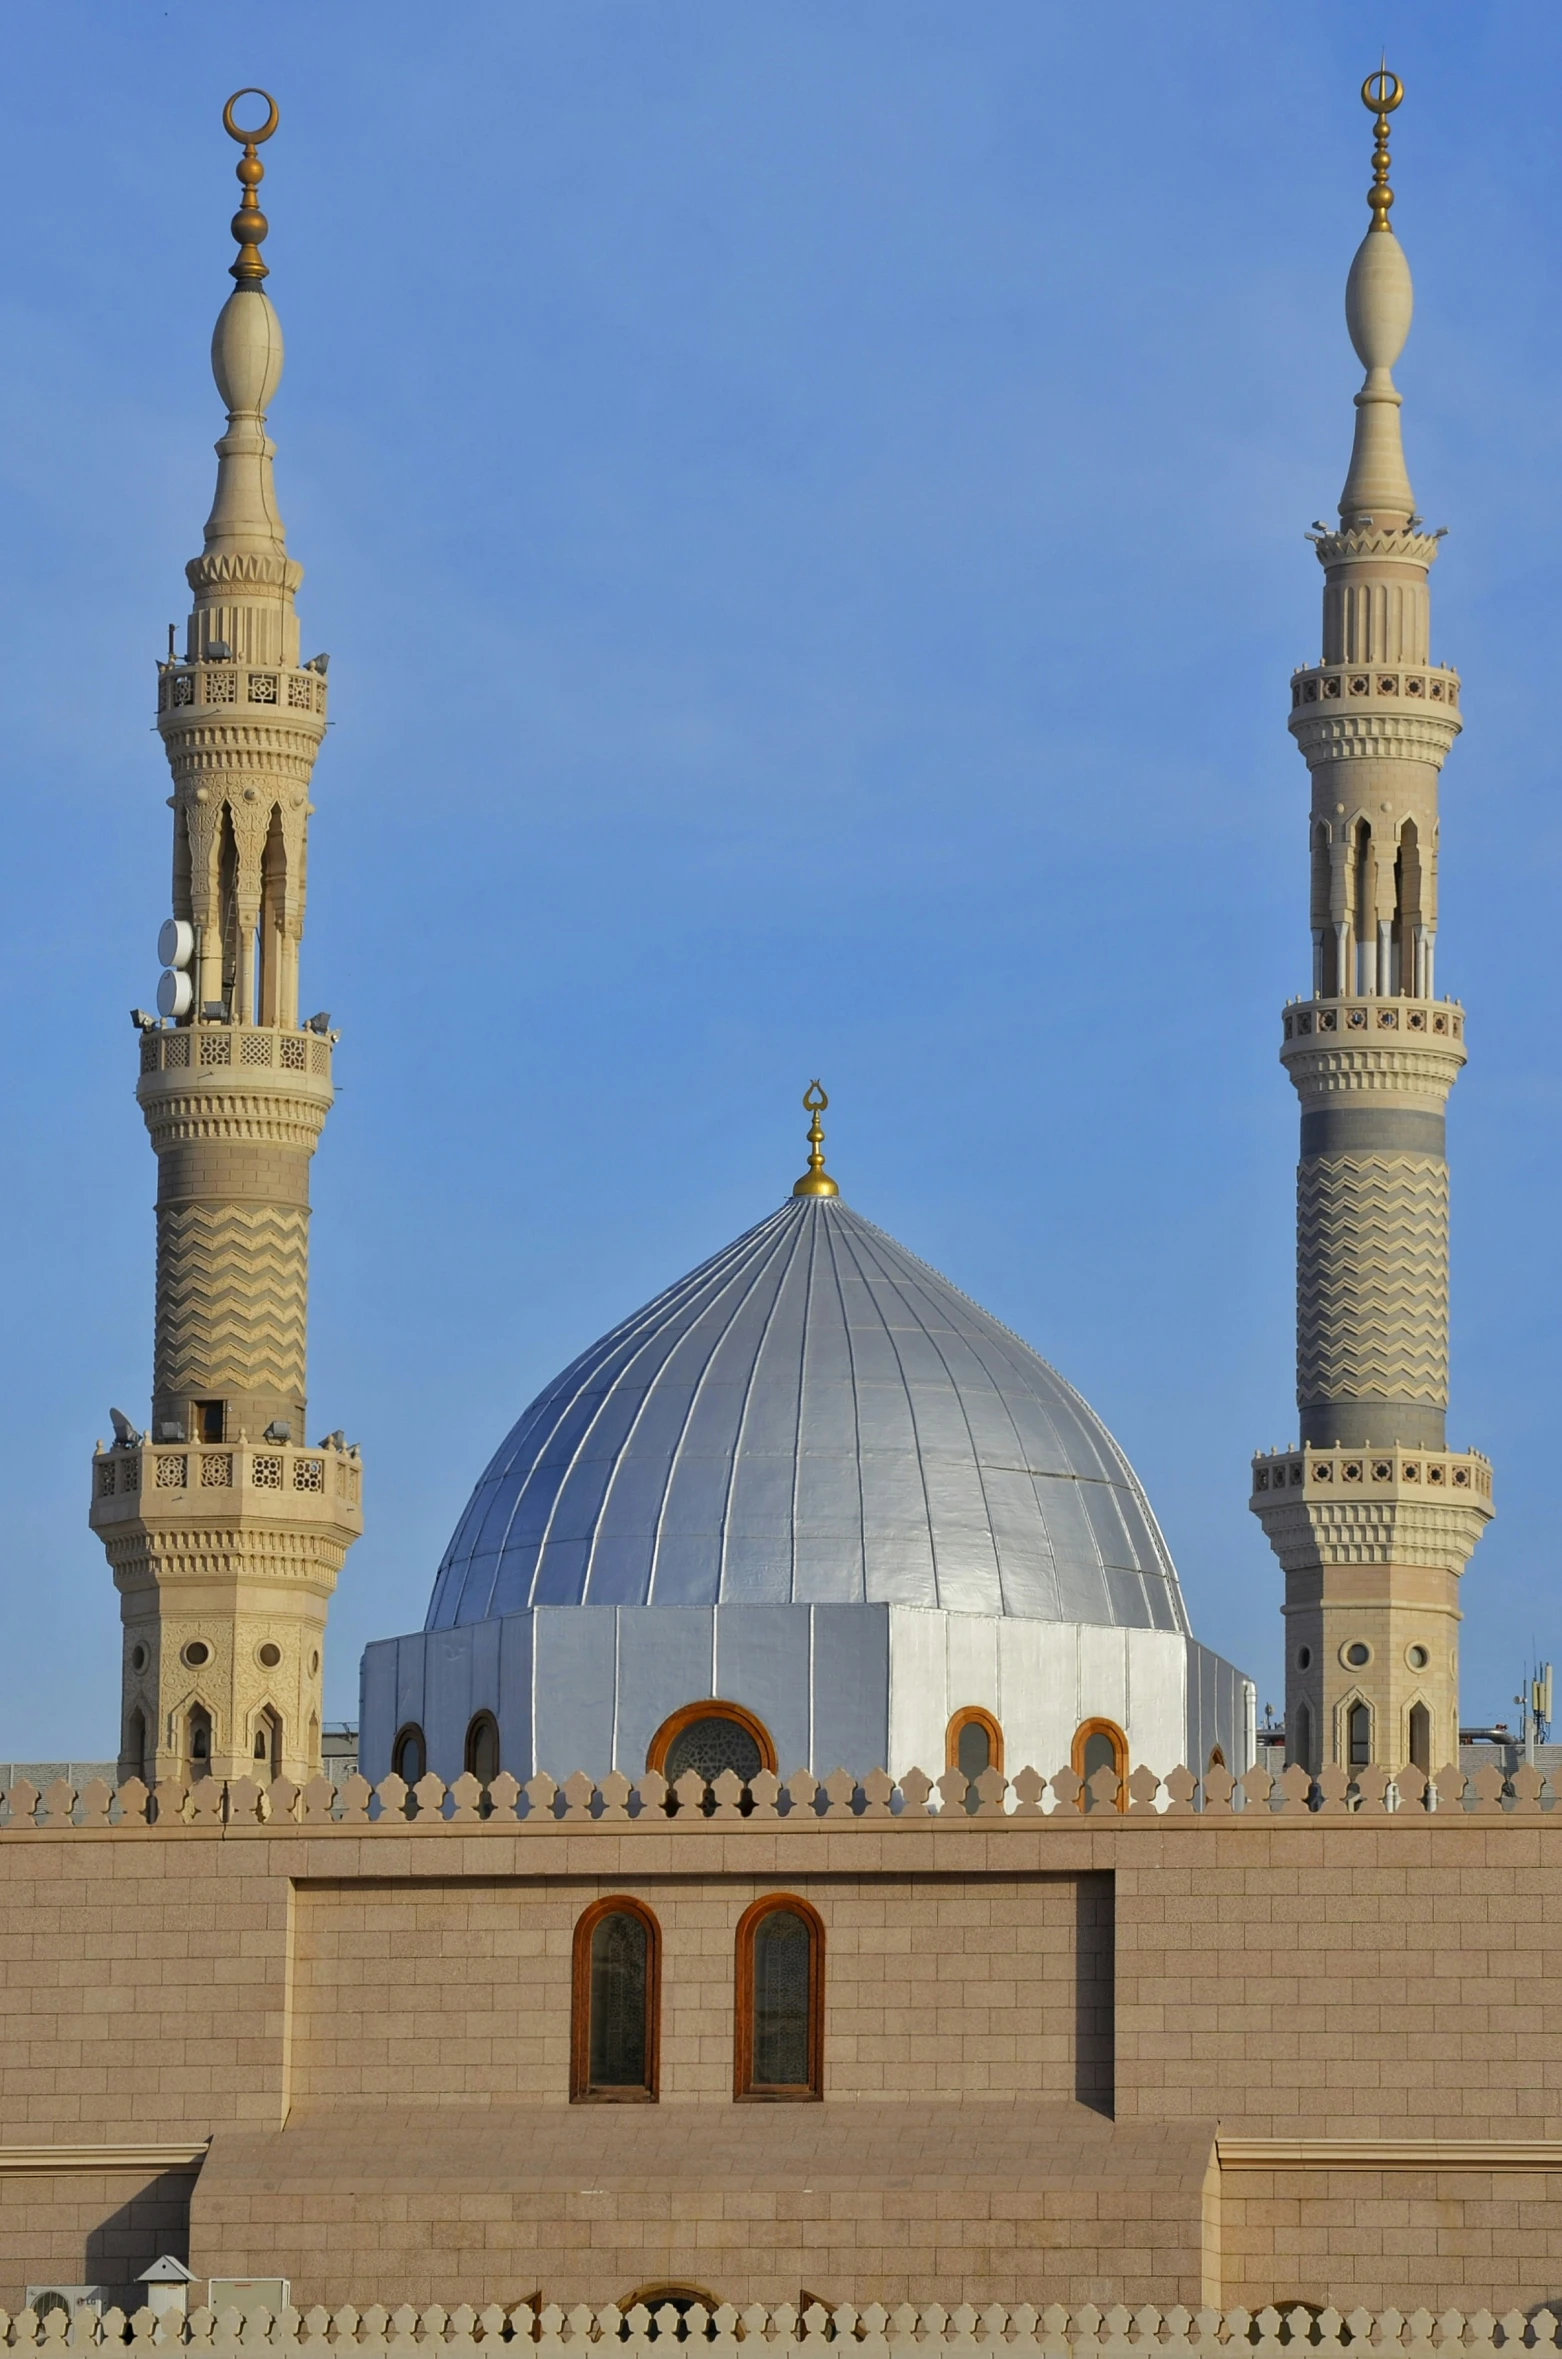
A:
1361,64,1403,232
221,88,279,289
793,1081,840,1199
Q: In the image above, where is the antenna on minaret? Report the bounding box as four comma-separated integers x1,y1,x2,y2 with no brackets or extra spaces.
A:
222,88,278,289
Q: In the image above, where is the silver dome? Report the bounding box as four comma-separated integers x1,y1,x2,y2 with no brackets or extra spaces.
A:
425,1196,1188,1634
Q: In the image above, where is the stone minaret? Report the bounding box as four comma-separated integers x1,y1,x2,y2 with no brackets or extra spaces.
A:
1249,72,1492,1779
90,93,362,1787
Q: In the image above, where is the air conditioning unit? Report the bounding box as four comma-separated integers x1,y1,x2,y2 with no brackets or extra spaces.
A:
26,2289,108,2324
206,2279,290,2320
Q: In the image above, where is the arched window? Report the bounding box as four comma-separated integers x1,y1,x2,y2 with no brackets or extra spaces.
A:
619,2286,723,2324
572,1898,659,2102
1347,1699,1372,1768
734,1895,823,2101
1291,1697,1314,1777
946,1707,1003,1815
946,1707,1003,1780
648,1702,777,1785
1408,1701,1431,1776
1207,1744,1227,1772
392,1723,426,1785
465,1712,500,1786
124,1707,148,1784
253,1708,282,1781
187,1704,214,1779
1071,1719,1127,1812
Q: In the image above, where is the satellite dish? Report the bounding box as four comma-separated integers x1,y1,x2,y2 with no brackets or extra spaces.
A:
157,918,195,970
156,969,193,1020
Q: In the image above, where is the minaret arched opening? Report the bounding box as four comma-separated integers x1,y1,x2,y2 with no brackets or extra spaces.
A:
257,806,288,1027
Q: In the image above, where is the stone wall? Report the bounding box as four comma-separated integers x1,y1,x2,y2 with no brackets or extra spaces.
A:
3,1762,1562,2313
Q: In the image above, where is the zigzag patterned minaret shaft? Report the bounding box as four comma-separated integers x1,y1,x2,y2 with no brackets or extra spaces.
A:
1249,71,1491,1778
89,93,362,1788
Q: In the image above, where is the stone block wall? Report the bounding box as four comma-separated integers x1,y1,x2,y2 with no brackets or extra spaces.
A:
3,1762,1562,2312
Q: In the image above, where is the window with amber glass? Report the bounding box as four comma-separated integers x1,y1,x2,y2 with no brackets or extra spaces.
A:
572,1898,660,2102
1071,1718,1128,1811
946,1706,1003,1779
734,1895,823,2101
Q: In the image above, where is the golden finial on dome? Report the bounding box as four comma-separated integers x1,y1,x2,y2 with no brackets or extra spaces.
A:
222,88,280,288
793,1081,840,1198
1362,61,1403,232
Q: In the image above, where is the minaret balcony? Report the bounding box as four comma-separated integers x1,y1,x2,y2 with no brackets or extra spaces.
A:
1278,996,1467,1109
1250,1443,1491,1503
156,660,327,724
1288,663,1462,771
134,1022,335,1155
1289,661,1459,711
138,1020,334,1082
1283,997,1462,1043
90,1434,364,1535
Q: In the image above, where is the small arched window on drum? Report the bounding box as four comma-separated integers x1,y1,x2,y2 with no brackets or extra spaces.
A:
392,1723,426,1785
465,1712,500,1785
572,1898,660,2102
651,1702,775,1784
735,1896,823,2101
1071,1719,1127,1812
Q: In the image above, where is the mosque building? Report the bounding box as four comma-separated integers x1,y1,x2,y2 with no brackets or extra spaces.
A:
4,70,1551,2328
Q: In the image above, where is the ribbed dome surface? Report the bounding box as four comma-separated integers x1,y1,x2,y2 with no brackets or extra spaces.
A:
426,1197,1188,1633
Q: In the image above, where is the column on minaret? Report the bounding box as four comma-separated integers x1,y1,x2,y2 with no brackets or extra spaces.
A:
89,93,361,1789
1249,71,1491,1780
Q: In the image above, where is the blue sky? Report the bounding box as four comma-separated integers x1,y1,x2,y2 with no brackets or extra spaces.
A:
1,1,1558,1758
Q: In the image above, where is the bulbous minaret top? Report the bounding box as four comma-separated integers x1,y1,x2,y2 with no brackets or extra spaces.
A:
1340,70,1416,529
197,89,298,663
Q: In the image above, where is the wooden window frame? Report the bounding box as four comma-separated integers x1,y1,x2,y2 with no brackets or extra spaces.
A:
945,1705,1004,1776
391,1723,426,1784
733,1893,824,2103
619,2285,723,2316
646,1699,777,1776
1070,1717,1128,1811
571,1896,661,2104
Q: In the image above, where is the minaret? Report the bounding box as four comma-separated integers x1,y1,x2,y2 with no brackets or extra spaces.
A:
1249,71,1492,1779
90,92,362,1787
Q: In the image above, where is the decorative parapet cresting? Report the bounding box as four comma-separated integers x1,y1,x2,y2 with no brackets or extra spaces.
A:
1,1749,1553,1832
0,2297,1557,2356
